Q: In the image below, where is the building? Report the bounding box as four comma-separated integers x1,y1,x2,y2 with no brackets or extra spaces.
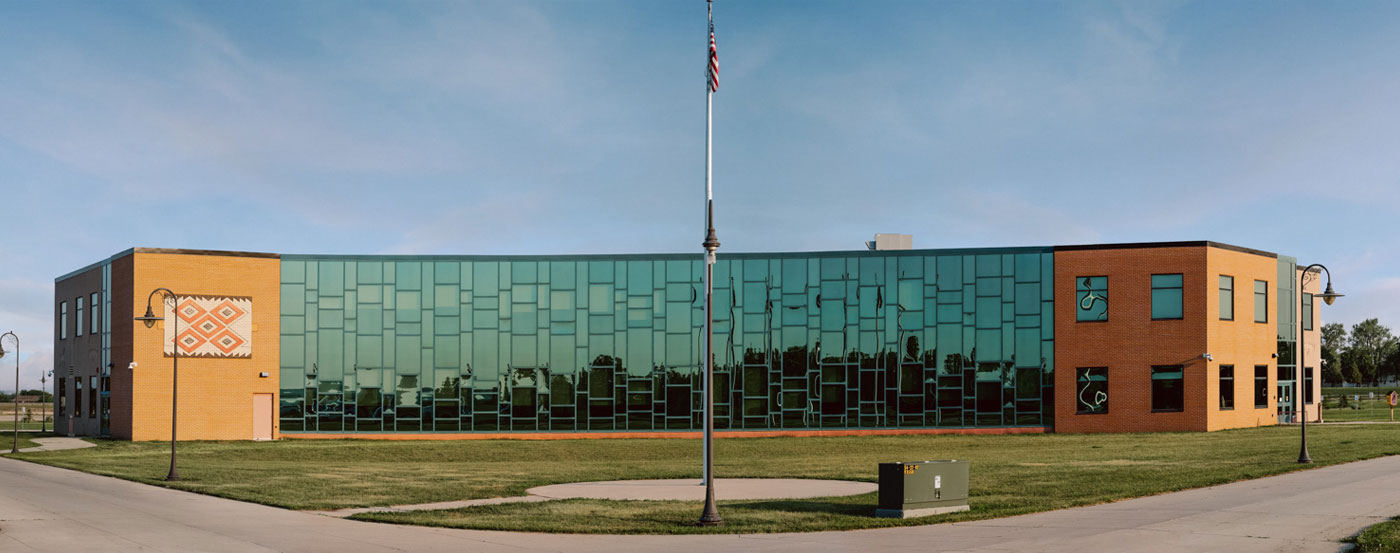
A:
51,241,1323,441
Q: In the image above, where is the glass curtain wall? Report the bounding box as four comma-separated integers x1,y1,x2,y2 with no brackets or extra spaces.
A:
279,248,1055,433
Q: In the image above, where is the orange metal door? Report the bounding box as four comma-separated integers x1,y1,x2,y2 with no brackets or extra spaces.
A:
253,393,273,440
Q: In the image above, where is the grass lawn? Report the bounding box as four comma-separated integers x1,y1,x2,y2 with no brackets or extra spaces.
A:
1348,517,1400,553
1323,390,1400,422
9,424,1400,534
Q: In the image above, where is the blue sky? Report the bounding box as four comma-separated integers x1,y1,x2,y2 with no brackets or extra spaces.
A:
2,1,1398,391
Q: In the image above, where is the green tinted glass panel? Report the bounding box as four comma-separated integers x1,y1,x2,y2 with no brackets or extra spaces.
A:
1219,275,1234,320
1075,276,1107,321
1151,274,1183,320
1254,280,1268,322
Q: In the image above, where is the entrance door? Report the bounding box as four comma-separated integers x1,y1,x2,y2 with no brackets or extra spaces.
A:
253,393,273,440
1277,382,1294,423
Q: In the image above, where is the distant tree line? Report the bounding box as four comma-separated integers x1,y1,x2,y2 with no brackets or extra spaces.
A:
0,390,54,403
1322,319,1400,386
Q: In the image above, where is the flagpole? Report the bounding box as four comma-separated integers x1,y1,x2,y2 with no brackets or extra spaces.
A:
698,0,723,527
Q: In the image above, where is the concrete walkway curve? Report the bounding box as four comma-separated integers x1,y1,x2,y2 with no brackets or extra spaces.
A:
2,454,1399,552
16,437,95,453
322,478,876,518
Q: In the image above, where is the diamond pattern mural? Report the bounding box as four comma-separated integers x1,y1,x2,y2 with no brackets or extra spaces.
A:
164,295,253,358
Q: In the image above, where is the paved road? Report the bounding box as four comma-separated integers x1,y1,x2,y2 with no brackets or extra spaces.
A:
2,454,1398,552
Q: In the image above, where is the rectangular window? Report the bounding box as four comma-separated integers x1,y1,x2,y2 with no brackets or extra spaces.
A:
1219,275,1234,320
90,292,100,335
1302,293,1313,331
1076,276,1108,322
1151,274,1184,320
74,377,83,418
75,297,84,337
1304,367,1314,405
1219,365,1234,410
1075,367,1109,414
59,301,68,340
1254,365,1268,408
1254,280,1268,323
58,377,67,416
88,376,97,418
1151,365,1184,412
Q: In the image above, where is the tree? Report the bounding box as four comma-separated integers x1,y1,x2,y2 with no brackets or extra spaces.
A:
1349,319,1395,386
1322,322,1347,383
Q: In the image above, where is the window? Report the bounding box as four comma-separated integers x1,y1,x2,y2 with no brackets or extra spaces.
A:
1076,276,1108,321
90,292,100,335
59,301,68,340
1304,367,1314,405
1302,293,1313,331
88,376,97,418
58,377,67,416
1219,275,1234,320
1219,365,1234,410
1151,365,1184,412
1254,365,1268,408
1151,274,1183,320
74,377,83,418
1076,367,1109,414
1254,280,1268,323
75,296,84,337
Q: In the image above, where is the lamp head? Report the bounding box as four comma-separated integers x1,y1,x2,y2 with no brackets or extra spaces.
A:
134,305,161,328
1319,282,1343,306
0,342,5,359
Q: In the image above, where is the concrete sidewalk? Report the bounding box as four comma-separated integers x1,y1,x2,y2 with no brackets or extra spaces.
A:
2,454,1399,552
322,478,876,518
17,437,95,453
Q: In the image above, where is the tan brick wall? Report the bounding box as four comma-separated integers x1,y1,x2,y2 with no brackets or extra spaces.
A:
128,252,280,441
1204,249,1279,431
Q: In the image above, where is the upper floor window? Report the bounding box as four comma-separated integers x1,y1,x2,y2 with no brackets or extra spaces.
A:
1254,280,1268,323
90,292,100,335
1151,274,1183,320
1302,293,1313,331
75,296,84,337
1076,276,1108,322
59,301,68,340
1219,275,1234,320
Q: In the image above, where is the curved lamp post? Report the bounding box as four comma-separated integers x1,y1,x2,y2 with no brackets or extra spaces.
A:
1297,264,1341,464
0,332,18,453
134,288,181,481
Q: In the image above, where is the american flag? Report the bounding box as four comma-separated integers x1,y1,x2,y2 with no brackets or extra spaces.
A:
708,21,719,92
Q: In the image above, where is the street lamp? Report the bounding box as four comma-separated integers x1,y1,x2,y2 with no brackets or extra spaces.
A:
0,332,18,454
1297,264,1341,464
41,370,51,433
134,288,181,481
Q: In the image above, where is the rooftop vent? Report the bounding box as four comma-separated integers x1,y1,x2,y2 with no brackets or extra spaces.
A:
866,233,913,251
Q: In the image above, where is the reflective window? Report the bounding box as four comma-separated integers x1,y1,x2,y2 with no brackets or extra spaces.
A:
278,251,1057,433
1304,367,1314,405
1302,293,1313,331
1076,367,1108,414
1254,365,1268,408
1254,280,1268,323
1219,365,1234,410
1151,365,1184,412
1076,276,1108,322
58,377,66,416
1151,274,1183,320
91,292,100,335
60,301,68,340
76,297,84,337
1219,275,1234,321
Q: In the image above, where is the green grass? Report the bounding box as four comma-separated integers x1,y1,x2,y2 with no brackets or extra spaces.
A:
1322,392,1400,422
0,432,52,451
12,424,1400,533
1348,517,1400,552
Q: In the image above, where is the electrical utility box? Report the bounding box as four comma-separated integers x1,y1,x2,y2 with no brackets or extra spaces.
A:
875,460,970,518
